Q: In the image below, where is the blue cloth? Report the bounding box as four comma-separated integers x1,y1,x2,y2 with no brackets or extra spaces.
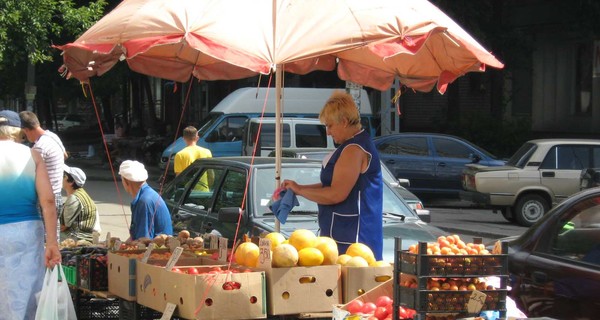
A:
130,183,173,239
318,129,383,260
269,189,299,224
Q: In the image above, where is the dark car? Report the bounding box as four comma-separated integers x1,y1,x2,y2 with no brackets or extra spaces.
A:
373,133,505,200
497,187,600,319
161,157,447,262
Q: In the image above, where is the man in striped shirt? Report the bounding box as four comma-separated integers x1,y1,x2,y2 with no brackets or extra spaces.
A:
20,111,68,238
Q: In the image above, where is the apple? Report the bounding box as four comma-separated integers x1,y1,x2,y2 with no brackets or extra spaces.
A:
375,295,393,308
373,306,389,320
361,302,377,314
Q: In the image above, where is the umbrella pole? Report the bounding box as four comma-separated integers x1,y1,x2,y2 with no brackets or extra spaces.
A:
275,65,282,232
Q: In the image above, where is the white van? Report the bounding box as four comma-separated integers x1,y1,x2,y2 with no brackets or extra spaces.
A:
242,117,335,157
160,87,373,169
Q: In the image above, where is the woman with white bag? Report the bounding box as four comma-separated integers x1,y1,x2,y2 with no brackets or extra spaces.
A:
0,110,61,319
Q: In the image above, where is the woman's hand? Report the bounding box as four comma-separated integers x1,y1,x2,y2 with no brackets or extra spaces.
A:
281,179,300,193
45,244,61,268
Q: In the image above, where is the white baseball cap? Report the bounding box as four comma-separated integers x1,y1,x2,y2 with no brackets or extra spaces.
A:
64,165,87,187
118,160,148,182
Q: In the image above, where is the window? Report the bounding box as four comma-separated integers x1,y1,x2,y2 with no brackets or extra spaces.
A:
551,196,600,266
249,123,291,148
432,138,472,159
216,116,246,142
182,168,224,210
296,124,327,148
214,170,246,212
541,145,592,170
377,137,428,156
163,168,198,203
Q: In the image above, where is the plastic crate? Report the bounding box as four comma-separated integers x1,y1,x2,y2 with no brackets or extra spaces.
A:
62,265,78,286
76,297,120,320
399,252,507,277
398,286,508,313
78,254,108,291
119,300,178,320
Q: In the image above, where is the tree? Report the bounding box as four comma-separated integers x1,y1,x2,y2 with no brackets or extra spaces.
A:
0,0,108,98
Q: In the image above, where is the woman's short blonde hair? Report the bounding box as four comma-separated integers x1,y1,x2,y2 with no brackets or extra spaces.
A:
0,125,23,142
319,91,361,128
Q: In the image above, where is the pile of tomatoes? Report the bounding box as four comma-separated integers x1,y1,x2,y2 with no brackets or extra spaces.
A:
345,295,416,320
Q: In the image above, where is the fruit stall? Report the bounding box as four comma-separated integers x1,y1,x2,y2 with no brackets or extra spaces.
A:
60,231,512,320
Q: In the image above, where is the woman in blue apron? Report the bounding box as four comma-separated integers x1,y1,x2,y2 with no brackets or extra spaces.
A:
282,91,383,260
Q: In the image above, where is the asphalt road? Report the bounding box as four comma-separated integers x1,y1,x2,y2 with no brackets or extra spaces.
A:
83,180,528,244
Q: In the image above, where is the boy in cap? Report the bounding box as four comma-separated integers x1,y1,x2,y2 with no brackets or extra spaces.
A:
119,160,173,240
61,165,101,242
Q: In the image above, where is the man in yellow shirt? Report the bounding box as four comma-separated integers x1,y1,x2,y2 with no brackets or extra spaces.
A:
174,126,213,191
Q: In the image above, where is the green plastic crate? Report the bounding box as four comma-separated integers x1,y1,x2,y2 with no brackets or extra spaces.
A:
63,265,77,286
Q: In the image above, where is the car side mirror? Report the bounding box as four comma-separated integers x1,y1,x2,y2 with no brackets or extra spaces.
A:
397,178,410,188
218,207,245,224
415,209,431,223
469,153,482,163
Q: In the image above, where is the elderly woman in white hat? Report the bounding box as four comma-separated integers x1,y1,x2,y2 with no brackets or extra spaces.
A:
0,110,61,318
119,160,173,240
61,165,101,242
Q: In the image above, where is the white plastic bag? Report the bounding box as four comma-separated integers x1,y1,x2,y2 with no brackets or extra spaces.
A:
35,264,77,320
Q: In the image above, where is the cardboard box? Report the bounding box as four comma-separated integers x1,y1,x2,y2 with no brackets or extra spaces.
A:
333,274,415,320
341,264,393,303
108,249,213,301
266,265,342,315
164,266,267,319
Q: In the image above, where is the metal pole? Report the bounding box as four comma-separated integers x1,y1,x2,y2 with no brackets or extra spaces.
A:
275,65,282,232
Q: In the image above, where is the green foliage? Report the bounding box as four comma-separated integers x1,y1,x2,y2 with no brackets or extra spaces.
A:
0,0,106,68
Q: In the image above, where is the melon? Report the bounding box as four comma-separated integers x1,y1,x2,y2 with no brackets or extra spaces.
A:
298,247,325,266
345,242,376,265
345,256,369,267
288,229,317,251
234,242,260,267
315,236,339,265
272,243,299,267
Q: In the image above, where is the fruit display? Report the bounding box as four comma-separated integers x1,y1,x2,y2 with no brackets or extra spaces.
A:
235,229,387,268
393,236,509,320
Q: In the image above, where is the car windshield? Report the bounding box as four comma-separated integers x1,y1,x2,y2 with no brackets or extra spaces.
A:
506,142,537,168
252,164,416,218
196,113,222,137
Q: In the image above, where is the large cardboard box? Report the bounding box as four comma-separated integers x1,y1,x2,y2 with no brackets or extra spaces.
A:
266,265,342,315
135,256,215,312
108,249,213,301
164,266,267,319
341,264,393,303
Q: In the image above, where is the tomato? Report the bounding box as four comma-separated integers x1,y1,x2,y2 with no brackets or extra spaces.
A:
171,267,182,273
399,306,409,319
375,295,393,308
361,302,377,315
187,267,199,275
385,303,393,316
373,306,389,320
346,300,364,315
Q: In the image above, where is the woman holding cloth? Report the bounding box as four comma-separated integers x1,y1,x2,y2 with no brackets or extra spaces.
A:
282,91,383,260
0,110,61,319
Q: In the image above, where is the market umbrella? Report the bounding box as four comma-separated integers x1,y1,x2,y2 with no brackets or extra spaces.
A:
56,0,503,230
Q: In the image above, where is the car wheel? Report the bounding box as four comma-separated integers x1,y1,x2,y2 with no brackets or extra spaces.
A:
514,194,549,227
500,208,516,222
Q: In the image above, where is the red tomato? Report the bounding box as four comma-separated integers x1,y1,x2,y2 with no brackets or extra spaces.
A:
373,306,389,320
171,268,182,273
361,302,377,315
375,295,393,308
399,306,409,319
385,303,393,316
187,267,199,275
346,300,364,315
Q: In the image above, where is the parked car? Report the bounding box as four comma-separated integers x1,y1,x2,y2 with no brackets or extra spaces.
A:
161,157,447,262
493,187,600,319
373,133,504,200
57,113,85,131
462,139,600,226
268,148,428,221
